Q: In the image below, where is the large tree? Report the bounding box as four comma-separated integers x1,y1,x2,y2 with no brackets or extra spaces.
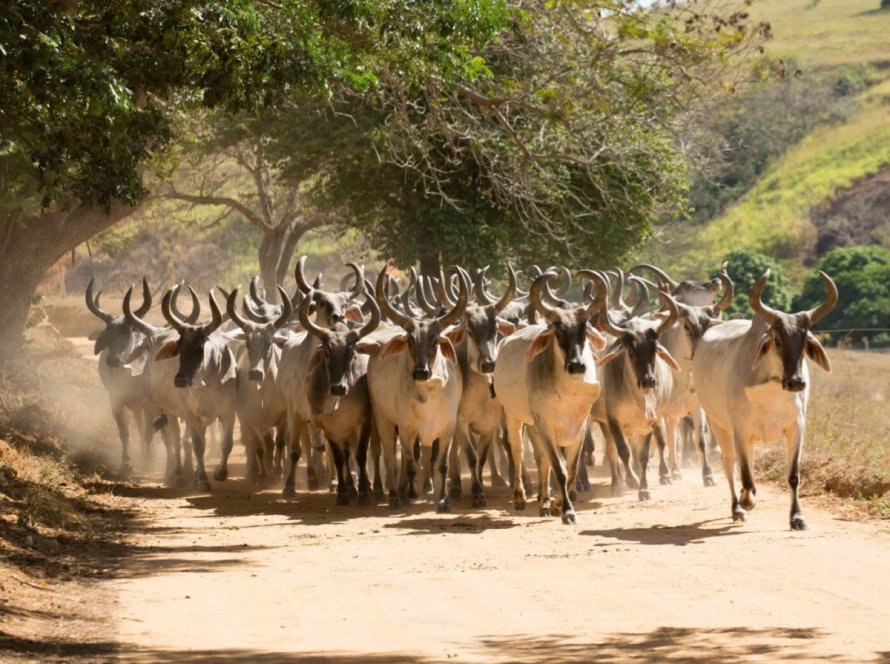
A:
0,0,509,359
264,1,770,275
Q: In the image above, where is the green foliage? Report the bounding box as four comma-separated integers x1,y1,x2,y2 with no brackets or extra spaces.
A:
720,249,792,319
687,68,861,225
793,246,890,346
0,0,511,211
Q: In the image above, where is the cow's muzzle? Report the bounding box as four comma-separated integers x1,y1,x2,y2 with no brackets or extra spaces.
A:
479,360,495,374
638,375,656,390
412,368,431,381
783,376,806,392
174,376,191,389
330,383,347,396
566,360,586,375
105,356,122,368
248,369,264,382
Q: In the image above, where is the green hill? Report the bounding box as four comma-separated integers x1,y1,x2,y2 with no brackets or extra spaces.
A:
652,0,890,279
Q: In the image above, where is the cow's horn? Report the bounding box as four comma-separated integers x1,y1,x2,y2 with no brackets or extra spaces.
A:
344,262,364,300
629,263,679,292
203,291,223,336
748,270,780,326
85,278,113,323
493,265,518,314
376,269,414,331
161,285,188,332
576,270,608,319
805,271,838,326
123,285,163,336
294,255,313,294
435,272,468,330
712,272,734,315
656,290,680,336
529,272,560,322
298,291,332,341
226,288,253,332
132,277,152,318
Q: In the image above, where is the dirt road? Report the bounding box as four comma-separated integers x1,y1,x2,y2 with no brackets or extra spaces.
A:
43,451,880,664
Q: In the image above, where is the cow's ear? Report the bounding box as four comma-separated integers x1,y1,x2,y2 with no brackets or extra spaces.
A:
496,319,517,337
273,335,290,348
378,335,409,360
154,341,179,362
308,347,328,373
525,329,554,363
355,340,380,355
438,337,457,365
586,325,607,351
444,326,466,346
752,334,772,368
345,305,364,324
124,343,147,365
656,343,681,372
88,329,103,341
92,334,108,355
707,318,725,329
596,346,624,368
805,332,831,373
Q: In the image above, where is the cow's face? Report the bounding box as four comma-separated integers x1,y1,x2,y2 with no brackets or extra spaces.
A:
598,318,679,392
755,313,830,392
462,305,516,374
309,291,363,329
378,321,456,383
526,307,606,376
243,328,278,382
154,328,209,389
309,331,359,396
673,278,721,307
90,316,144,368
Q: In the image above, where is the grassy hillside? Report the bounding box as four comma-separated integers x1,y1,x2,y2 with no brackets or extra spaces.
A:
660,0,890,277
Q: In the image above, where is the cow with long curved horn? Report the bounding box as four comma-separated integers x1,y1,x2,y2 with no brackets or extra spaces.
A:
493,270,608,523
693,270,837,530
85,277,157,474
590,280,683,501
294,255,365,328
362,267,468,511
152,285,237,493
302,291,382,506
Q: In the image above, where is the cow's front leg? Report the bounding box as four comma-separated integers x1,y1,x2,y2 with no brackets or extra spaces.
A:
112,405,132,474
785,418,807,531
281,411,302,498
711,422,744,522
189,422,211,493
434,434,454,514
213,412,235,481
504,415,527,511
608,418,639,491
735,430,757,512
695,408,716,486
637,433,652,501
526,425,553,517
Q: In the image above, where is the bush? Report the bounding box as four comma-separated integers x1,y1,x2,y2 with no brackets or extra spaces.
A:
792,245,890,347
719,249,792,318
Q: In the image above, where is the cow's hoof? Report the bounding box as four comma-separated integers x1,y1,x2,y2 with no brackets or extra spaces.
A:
671,469,682,481
175,475,190,489
374,487,385,500
437,498,452,514
472,494,487,508
348,485,358,499
357,491,370,506
281,485,296,499
732,506,748,523
448,485,462,500
421,479,433,495
638,489,651,501
740,491,756,511
307,475,320,491
196,480,212,494
513,495,527,511
213,467,228,482
703,475,716,487
625,476,640,490
539,501,552,517
335,493,350,506
562,511,577,525
790,514,807,531
568,489,577,502
659,475,672,486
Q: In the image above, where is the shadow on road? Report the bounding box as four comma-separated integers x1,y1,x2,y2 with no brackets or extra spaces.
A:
581,519,745,547
1,626,865,663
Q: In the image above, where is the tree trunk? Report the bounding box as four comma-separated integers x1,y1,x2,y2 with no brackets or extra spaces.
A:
419,252,441,278
0,202,138,362
257,227,285,299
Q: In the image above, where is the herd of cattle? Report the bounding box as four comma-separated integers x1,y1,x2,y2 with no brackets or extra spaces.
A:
85,258,837,530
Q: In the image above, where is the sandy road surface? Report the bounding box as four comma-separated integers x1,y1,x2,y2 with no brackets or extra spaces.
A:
57,451,887,664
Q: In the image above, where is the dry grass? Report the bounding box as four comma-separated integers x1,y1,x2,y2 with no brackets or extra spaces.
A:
757,348,890,516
